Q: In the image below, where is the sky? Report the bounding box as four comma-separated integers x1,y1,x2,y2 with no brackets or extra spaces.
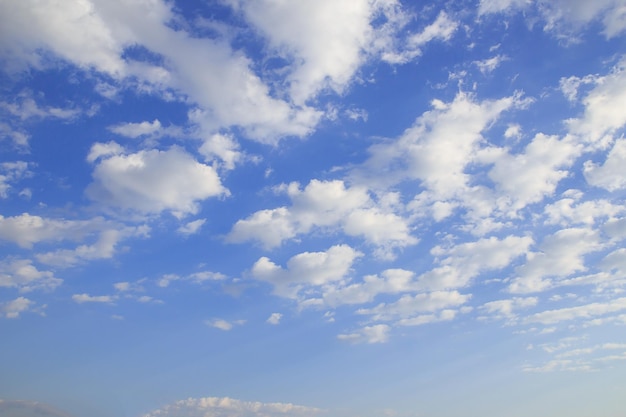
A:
1,0,626,416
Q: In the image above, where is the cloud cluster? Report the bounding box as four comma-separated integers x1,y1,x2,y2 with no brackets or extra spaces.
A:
143,397,321,417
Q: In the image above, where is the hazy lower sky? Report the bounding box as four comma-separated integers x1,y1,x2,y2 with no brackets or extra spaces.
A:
1,1,626,416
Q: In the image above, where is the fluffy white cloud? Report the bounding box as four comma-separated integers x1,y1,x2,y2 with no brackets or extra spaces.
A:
356,291,471,322
0,91,80,121
526,297,626,324
250,245,362,298
72,293,116,304
487,134,581,212
205,319,246,331
142,396,321,417
337,324,390,344
177,219,206,236
479,0,626,38
230,0,411,104
266,313,282,325
382,11,458,64
228,180,415,256
584,139,626,191
417,235,532,291
314,268,417,308
568,57,626,144
479,297,538,320
108,119,162,138
0,0,322,142
0,213,109,248
508,228,605,293
354,92,528,201
544,192,624,226
1,297,34,319
87,143,227,216
0,161,31,199
35,226,148,267
0,259,61,292
199,133,242,171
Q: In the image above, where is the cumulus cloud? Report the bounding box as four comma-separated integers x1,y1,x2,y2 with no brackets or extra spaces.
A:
526,297,626,324
508,228,605,293
479,297,538,320
478,0,626,38
142,396,321,417
250,245,362,298
487,133,582,212
205,319,246,331
0,161,31,199
353,92,529,206
230,0,412,104
0,0,323,142
0,259,61,292
568,57,626,144
584,139,626,191
356,291,471,322
35,226,148,268
266,313,282,325
87,143,227,217
72,293,116,304
417,235,533,291
228,180,416,257
337,324,391,344
108,119,163,138
382,11,459,64
1,297,34,319
0,213,109,248
177,219,206,236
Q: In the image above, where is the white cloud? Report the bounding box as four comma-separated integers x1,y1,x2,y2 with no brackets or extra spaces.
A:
356,291,471,322
487,134,582,212
199,133,242,171
250,245,362,299
177,219,206,236
0,259,61,293
0,91,80,121
87,144,227,217
474,55,508,74
353,92,527,199
478,0,530,15
205,318,246,331
142,396,321,417
417,235,532,291
35,226,148,268
508,228,605,293
0,0,323,143
480,297,538,320
544,194,624,226
228,180,415,256
108,119,162,138
1,297,34,319
314,268,417,308
0,161,31,199
526,297,626,324
72,293,116,304
584,139,626,191
266,313,282,325
478,0,626,38
0,213,109,248
568,57,626,144
382,11,458,64
230,0,409,104
337,324,390,344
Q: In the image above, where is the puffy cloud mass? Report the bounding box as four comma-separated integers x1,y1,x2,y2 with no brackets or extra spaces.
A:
87,143,227,216
250,244,362,298
142,396,321,417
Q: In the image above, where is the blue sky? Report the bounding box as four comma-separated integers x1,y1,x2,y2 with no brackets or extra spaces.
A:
1,1,626,416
